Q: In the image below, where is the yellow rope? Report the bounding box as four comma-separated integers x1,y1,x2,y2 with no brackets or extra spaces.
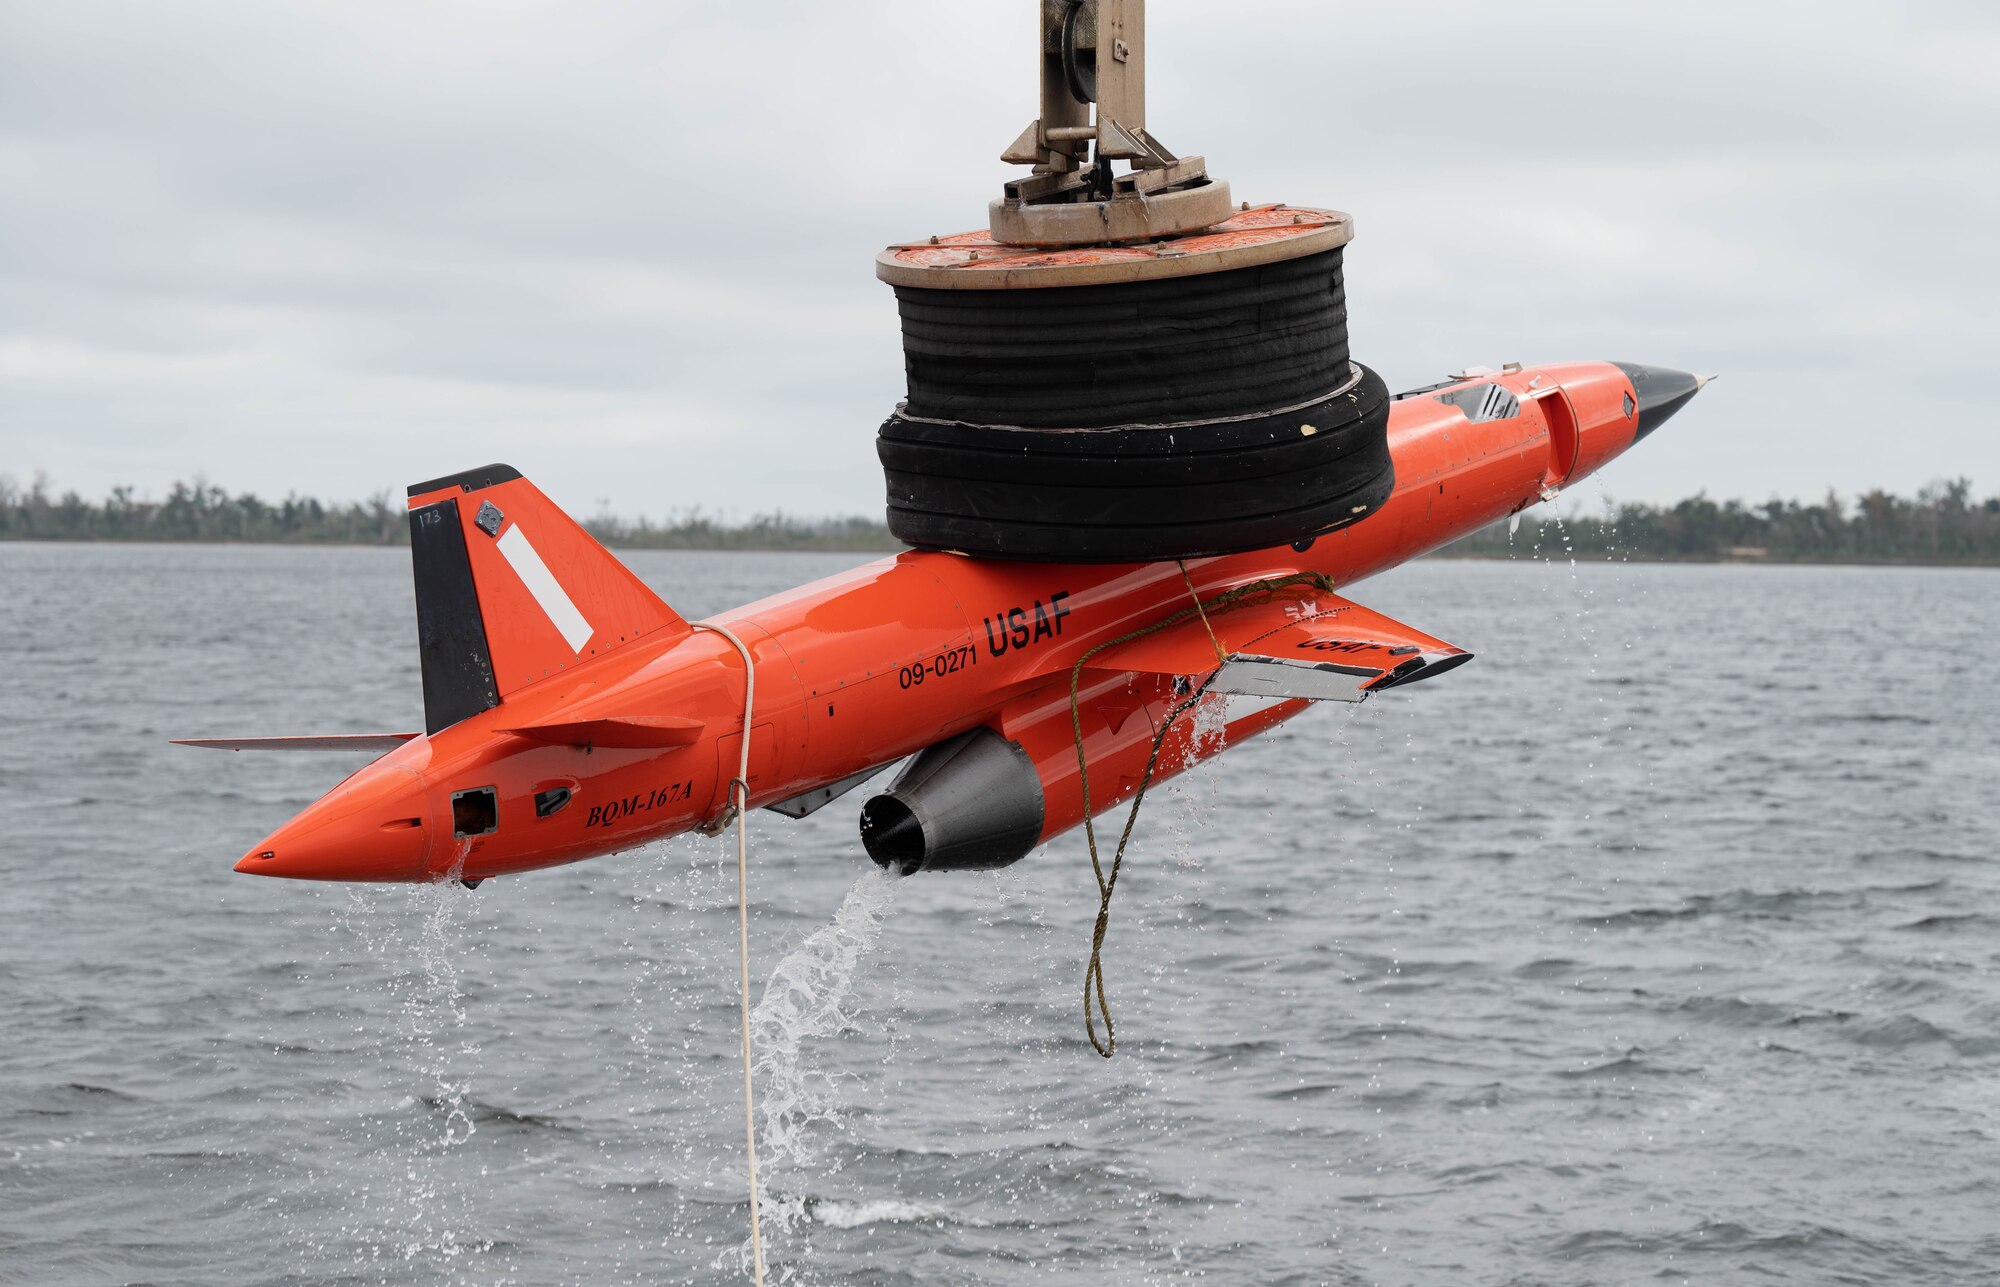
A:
1178,560,1228,668
1068,570,1336,1057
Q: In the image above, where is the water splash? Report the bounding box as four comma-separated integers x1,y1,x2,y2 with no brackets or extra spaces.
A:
1538,493,1621,809
620,834,740,1190
802,1197,961,1229
753,865,899,1172
407,879,479,1149
323,876,490,1275
1160,692,1232,873
736,864,900,1267
1188,689,1229,759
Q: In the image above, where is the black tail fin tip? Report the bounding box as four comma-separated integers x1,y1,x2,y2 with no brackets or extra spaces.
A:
407,464,522,499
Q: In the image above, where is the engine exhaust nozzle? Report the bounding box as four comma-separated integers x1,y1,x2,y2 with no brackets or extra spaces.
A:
859,728,1045,875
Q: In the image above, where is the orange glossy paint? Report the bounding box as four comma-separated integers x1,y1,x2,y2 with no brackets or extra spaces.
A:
231,360,1670,884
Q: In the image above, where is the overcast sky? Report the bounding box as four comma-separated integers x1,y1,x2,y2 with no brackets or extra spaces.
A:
3,0,1996,520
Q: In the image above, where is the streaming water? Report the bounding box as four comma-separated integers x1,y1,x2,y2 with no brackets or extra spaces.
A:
4,545,1999,1285
1186,690,1228,759
328,883,487,1270
745,864,900,1269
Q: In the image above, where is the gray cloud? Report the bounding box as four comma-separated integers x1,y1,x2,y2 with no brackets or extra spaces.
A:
3,0,1996,519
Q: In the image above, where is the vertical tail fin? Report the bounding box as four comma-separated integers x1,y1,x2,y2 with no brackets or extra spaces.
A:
405,465,689,734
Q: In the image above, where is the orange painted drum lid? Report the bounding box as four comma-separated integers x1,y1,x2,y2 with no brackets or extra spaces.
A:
876,205,1354,291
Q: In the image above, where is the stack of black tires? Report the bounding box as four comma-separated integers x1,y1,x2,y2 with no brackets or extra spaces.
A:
877,244,1392,562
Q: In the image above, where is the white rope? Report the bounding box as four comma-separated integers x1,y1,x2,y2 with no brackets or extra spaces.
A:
690,620,766,1287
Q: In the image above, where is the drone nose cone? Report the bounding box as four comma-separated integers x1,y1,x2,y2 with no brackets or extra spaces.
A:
235,765,433,881
1612,363,1711,441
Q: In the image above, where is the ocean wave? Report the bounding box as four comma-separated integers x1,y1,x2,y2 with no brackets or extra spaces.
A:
803,1196,963,1230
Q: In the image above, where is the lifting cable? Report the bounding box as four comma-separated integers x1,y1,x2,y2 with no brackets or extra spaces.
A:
689,621,767,1287
1067,567,1338,1058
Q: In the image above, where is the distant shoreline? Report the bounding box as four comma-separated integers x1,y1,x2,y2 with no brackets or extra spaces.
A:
0,535,899,554
5,477,1997,566
4,535,1998,569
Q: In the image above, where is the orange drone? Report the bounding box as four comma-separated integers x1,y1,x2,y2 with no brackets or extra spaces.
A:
179,1,1707,889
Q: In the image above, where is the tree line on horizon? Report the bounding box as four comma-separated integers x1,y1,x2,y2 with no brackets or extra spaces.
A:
4,474,2000,565
0,475,894,551
1439,479,2000,565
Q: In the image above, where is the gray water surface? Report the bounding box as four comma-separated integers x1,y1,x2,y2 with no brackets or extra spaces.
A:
2,545,1997,1285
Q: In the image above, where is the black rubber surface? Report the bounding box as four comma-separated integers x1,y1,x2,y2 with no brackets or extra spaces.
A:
893,247,1352,428
881,364,1394,562
408,498,500,735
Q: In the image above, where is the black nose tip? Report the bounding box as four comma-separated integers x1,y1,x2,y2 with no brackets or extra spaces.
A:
1612,363,1709,440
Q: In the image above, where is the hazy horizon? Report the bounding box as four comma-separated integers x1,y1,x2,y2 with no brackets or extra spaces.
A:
3,466,1997,525
5,1,1996,517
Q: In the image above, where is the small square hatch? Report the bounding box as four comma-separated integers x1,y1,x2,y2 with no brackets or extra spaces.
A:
451,786,499,837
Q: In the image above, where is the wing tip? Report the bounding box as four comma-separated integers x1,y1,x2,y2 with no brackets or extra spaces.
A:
1366,651,1476,692
169,734,420,752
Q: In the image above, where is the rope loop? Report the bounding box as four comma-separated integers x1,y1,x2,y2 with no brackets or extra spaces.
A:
1070,568,1337,1057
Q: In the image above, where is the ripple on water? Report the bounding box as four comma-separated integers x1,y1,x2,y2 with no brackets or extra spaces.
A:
8,552,2000,1284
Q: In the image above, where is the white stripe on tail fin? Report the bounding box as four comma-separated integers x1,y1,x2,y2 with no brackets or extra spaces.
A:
405,464,689,734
